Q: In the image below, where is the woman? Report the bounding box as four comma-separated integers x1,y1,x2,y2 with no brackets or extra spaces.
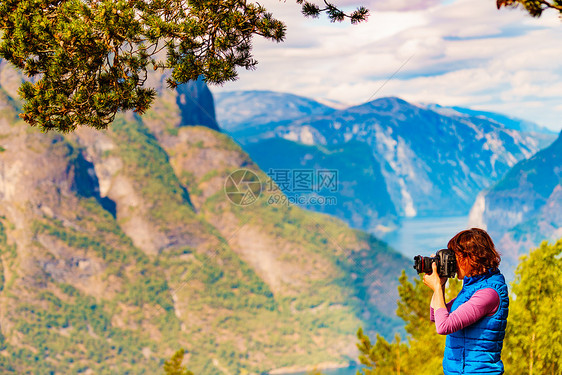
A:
423,228,509,375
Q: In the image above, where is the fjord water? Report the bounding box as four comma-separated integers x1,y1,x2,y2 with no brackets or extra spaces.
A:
383,215,470,259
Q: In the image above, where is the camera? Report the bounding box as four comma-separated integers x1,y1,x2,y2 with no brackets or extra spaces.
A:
413,248,457,278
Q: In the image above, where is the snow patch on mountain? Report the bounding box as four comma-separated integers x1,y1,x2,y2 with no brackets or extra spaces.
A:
399,179,417,217
300,126,315,145
468,192,487,229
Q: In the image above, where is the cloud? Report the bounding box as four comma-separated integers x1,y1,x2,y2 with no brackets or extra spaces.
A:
371,0,441,11
211,0,562,130
334,0,442,11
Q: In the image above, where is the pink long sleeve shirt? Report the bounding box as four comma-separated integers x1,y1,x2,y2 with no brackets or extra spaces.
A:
430,288,500,335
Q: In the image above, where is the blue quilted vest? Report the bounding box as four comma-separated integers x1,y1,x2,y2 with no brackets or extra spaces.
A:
443,268,509,374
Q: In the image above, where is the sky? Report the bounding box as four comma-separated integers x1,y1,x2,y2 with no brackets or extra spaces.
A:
211,0,562,131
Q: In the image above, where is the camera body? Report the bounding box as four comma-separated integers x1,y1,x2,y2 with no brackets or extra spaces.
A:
413,248,457,278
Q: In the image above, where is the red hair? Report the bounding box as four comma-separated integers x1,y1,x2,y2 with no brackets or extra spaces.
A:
447,228,501,277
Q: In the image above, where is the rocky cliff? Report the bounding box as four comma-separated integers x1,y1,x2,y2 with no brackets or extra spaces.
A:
469,131,562,276
0,64,411,374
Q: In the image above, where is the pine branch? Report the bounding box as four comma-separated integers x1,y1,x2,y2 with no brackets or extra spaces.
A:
300,0,369,23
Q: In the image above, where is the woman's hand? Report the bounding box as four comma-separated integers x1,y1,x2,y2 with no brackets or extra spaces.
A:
423,261,448,292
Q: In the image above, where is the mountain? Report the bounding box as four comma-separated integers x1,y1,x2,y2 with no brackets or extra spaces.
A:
424,104,555,135
469,131,562,275
216,92,552,232
176,77,220,131
0,65,411,374
424,104,556,149
214,90,336,133
244,138,398,235
449,107,554,135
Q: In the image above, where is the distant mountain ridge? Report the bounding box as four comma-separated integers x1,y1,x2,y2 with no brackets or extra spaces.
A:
214,90,336,132
215,90,555,139
213,90,555,237
423,104,556,136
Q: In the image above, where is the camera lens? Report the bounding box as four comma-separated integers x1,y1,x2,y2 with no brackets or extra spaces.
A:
423,257,433,274
413,255,423,274
413,255,434,274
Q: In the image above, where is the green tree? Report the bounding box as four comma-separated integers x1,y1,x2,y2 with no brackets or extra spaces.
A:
496,0,562,17
0,0,368,132
503,240,562,375
356,271,461,375
356,330,409,375
163,349,194,375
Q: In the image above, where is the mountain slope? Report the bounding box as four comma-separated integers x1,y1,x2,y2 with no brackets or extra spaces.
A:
0,69,411,374
469,131,562,275
244,138,398,235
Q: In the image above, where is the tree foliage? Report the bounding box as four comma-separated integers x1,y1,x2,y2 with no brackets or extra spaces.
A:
503,239,562,375
356,271,461,375
496,0,562,17
163,349,194,375
0,0,368,132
